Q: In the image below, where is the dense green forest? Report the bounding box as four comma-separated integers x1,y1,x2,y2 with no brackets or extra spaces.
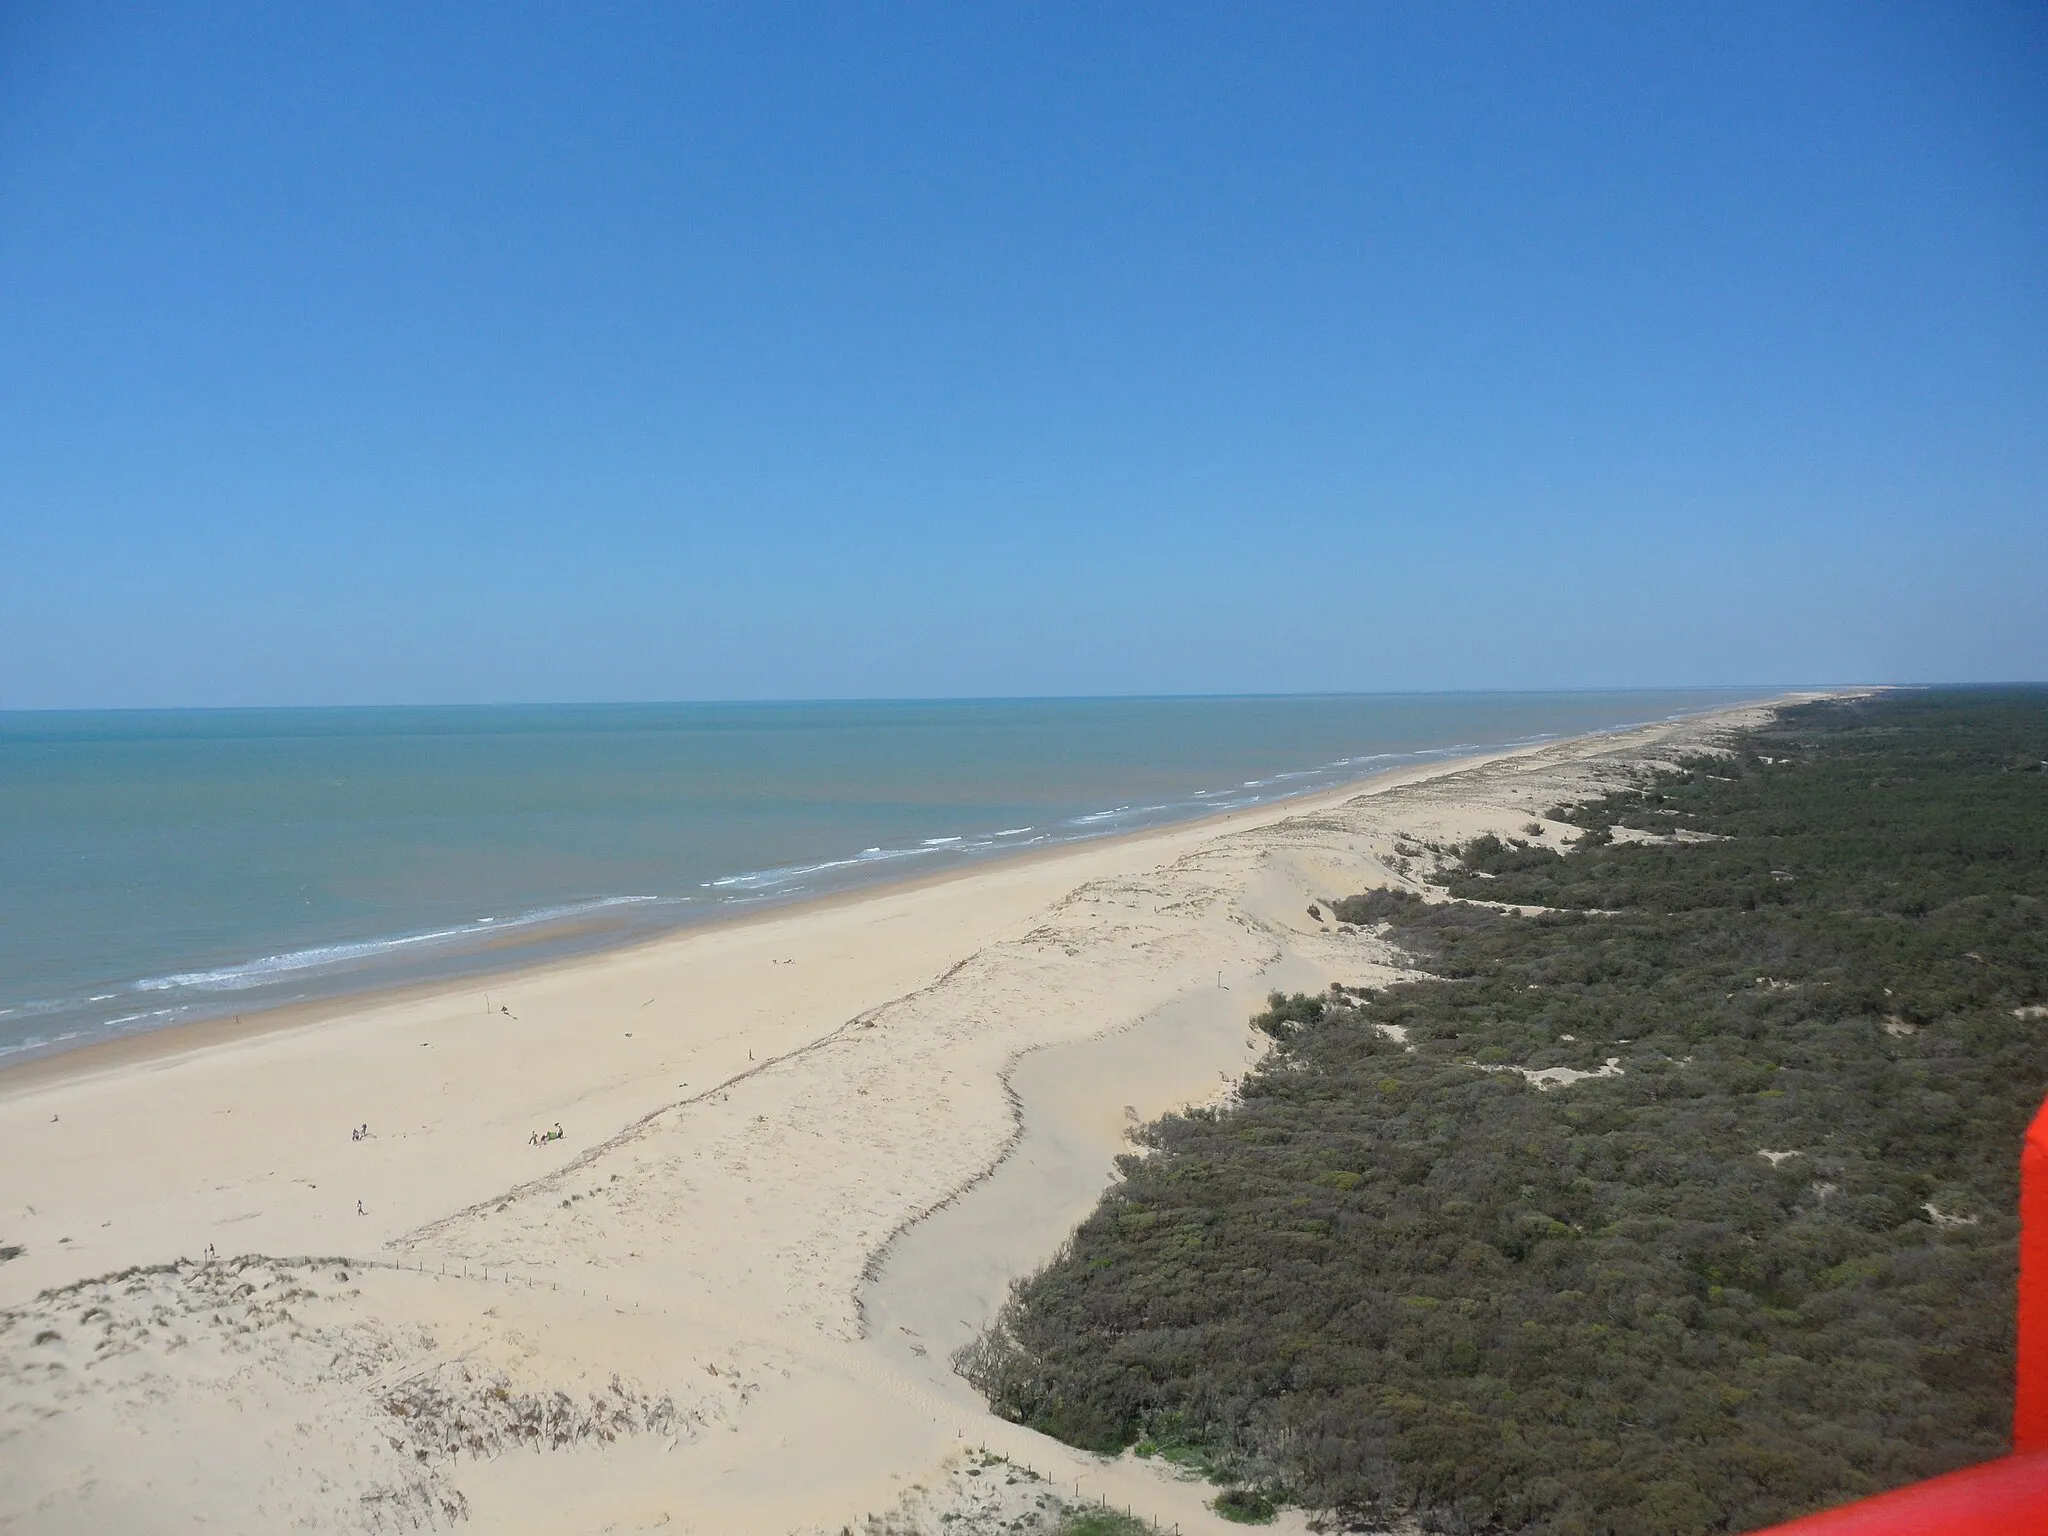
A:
967,689,2048,1534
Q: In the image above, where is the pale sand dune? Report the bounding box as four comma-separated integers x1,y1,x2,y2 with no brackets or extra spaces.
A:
0,700,1807,1534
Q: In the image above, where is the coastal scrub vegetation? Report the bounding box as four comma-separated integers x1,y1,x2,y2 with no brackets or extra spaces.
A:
1057,1511,1156,1536
966,689,2048,1534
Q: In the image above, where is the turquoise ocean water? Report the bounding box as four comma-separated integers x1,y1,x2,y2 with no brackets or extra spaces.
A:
0,692,1769,1061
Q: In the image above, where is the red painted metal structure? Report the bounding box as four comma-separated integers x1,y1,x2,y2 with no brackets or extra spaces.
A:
1748,1092,2048,1533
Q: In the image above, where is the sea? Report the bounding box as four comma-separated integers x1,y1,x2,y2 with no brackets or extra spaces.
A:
0,691,1772,1061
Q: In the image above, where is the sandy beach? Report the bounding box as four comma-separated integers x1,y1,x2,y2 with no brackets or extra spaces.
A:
0,699,1811,1534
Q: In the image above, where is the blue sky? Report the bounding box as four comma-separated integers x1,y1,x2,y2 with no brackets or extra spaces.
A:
1,2,2042,706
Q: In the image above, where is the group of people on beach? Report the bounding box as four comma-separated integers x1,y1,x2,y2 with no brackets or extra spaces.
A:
349,1123,371,1141
529,1122,564,1146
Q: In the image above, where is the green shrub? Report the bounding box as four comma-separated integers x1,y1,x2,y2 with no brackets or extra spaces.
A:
1213,1486,1280,1523
1057,1509,1153,1536
1251,990,1325,1041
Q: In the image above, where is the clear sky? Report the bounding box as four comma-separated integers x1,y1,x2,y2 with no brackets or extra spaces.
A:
1,3,2042,707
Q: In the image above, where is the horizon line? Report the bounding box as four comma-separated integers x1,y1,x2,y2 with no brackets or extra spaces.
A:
0,682,1901,716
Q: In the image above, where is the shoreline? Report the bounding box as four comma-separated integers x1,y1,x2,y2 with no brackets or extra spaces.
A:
0,741,1534,1097
0,702,1764,1097
0,695,1823,1534
0,760,1407,1098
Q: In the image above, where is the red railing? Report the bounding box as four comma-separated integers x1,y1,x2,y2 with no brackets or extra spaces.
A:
1749,1092,2048,1533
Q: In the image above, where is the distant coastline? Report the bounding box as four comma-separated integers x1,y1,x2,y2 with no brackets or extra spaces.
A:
0,751,1467,1093
0,690,1779,1069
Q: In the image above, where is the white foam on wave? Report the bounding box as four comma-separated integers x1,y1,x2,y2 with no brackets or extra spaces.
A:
131,895,667,995
1071,806,1131,825
1044,741,1519,842
704,843,936,893
0,1029,83,1059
